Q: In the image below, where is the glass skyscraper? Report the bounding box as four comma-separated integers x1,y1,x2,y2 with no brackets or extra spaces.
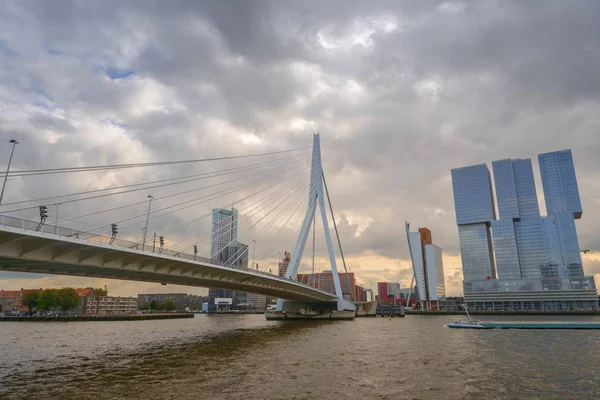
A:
450,164,496,281
451,149,597,311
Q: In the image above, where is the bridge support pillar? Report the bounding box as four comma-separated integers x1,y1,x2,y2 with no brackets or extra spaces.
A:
276,133,357,314
266,300,355,321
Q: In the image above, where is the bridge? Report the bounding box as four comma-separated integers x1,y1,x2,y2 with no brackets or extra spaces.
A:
0,134,356,318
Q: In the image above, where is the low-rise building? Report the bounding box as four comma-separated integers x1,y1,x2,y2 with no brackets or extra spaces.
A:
137,293,206,311
0,290,21,313
86,296,138,314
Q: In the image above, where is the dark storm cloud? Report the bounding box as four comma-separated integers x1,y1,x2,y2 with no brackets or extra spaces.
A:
2,0,600,294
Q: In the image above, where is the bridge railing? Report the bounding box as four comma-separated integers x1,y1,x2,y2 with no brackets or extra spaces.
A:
0,215,333,295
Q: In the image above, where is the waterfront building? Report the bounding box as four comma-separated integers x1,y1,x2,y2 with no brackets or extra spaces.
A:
0,290,22,313
137,293,205,311
451,149,598,311
210,208,238,263
75,288,94,314
246,292,267,310
406,225,446,310
86,296,138,314
297,271,357,301
278,251,291,277
354,285,365,302
450,164,497,281
376,282,403,305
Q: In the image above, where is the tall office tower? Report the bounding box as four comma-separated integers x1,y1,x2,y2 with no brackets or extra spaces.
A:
450,164,497,281
452,149,597,311
208,207,239,312
491,158,547,279
210,208,238,263
406,226,446,310
539,150,585,280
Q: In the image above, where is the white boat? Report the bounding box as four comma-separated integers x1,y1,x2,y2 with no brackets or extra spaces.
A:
446,320,487,329
445,304,487,329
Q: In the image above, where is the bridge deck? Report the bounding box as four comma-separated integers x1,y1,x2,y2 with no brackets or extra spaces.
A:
0,218,336,302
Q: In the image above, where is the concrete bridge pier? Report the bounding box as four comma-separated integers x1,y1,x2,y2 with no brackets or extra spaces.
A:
265,299,356,320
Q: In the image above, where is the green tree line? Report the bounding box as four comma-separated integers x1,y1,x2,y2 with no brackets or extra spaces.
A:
142,299,176,311
20,287,107,315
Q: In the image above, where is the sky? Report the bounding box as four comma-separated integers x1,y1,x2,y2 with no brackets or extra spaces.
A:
1,0,600,297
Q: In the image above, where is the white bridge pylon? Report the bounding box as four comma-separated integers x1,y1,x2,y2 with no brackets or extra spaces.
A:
277,134,356,312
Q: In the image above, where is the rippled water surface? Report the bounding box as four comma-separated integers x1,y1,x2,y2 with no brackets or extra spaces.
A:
2,314,600,399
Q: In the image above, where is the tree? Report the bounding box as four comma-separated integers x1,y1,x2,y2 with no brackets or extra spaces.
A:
38,289,59,314
156,302,164,311
21,291,40,315
149,300,157,310
56,288,80,313
163,300,176,311
93,288,108,296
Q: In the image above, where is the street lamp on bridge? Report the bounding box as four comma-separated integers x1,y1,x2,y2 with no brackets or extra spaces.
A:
0,139,19,206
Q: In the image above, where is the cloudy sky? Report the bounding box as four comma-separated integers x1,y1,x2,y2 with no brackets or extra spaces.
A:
1,0,600,297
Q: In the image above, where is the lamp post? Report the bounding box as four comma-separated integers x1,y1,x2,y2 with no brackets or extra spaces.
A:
251,240,257,269
277,251,282,274
141,195,153,251
0,139,19,206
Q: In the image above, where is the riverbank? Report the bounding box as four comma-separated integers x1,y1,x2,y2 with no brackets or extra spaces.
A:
406,310,600,316
0,313,195,322
205,310,265,315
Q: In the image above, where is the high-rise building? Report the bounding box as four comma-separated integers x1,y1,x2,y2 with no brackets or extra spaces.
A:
209,207,241,311
406,226,446,310
450,164,497,281
451,149,598,311
210,208,238,263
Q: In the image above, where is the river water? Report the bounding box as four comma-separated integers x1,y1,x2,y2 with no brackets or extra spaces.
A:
1,314,600,399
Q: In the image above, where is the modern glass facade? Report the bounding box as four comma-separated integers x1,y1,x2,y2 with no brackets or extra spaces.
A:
514,218,546,279
458,224,495,281
539,150,582,219
451,164,496,225
491,159,519,219
491,219,520,279
451,164,496,281
452,149,596,306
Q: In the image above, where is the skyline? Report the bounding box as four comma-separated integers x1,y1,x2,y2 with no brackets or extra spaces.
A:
2,1,600,296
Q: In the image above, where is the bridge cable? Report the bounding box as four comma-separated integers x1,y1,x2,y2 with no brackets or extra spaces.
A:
224,176,311,266
75,161,310,236
225,179,309,265
258,194,309,274
8,147,312,177
166,171,310,253
94,157,311,238
322,171,354,302
0,152,310,208
44,157,309,226
2,153,310,214
213,174,311,261
183,171,310,255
